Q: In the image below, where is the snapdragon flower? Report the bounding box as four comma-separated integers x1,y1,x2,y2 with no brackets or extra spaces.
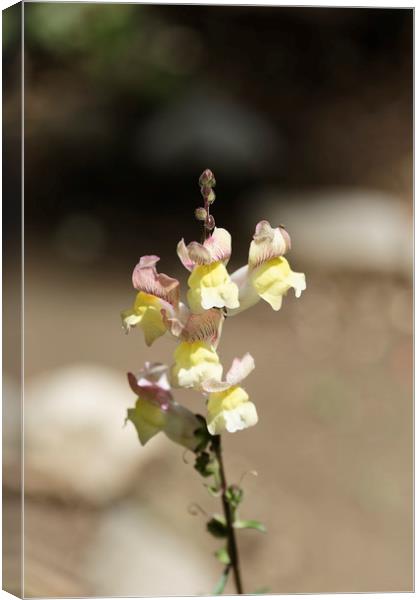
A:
229,221,306,314
121,255,182,346
177,228,239,313
126,362,200,451
202,353,257,435
170,340,223,390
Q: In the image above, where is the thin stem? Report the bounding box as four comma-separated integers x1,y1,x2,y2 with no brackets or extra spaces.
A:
211,435,244,595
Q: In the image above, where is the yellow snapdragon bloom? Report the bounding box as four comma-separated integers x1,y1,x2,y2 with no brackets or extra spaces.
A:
121,255,181,346
121,292,167,346
202,353,257,434
187,261,239,313
127,366,201,451
207,385,258,435
228,221,306,315
177,228,239,313
251,256,306,311
170,340,223,390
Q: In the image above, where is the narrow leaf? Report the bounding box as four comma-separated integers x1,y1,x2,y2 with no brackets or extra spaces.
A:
213,569,229,595
233,519,267,533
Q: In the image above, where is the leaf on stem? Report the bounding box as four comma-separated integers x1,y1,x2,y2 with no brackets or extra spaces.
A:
207,515,228,538
205,483,222,497
233,519,267,533
212,568,230,595
225,485,243,509
194,451,218,478
215,547,230,565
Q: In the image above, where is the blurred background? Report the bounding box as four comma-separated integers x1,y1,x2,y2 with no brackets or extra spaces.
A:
3,3,413,596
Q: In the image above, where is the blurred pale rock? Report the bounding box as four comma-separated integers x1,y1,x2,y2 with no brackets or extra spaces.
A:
83,500,216,596
253,189,412,275
24,364,166,505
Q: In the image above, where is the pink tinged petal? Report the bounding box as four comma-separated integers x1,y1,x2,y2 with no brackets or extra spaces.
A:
161,302,190,339
137,362,171,390
186,241,212,265
248,220,290,269
202,352,255,393
127,371,142,395
177,239,196,271
177,228,232,270
226,353,255,386
203,228,232,264
181,309,224,346
132,255,180,306
127,368,173,409
279,226,292,252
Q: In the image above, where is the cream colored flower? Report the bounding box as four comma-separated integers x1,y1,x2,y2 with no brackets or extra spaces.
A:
170,341,223,390
202,353,258,434
121,255,181,346
126,363,200,451
187,262,239,313
229,221,305,315
177,228,239,313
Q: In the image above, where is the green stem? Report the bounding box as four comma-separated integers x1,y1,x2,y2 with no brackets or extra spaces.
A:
211,435,244,595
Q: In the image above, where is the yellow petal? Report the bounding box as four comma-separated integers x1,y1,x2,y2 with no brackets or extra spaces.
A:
127,397,168,445
170,341,223,390
206,386,258,434
122,292,168,346
251,257,306,311
187,262,239,313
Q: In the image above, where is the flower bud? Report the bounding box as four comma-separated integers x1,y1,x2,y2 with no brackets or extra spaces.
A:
195,207,207,221
207,190,216,205
199,169,216,188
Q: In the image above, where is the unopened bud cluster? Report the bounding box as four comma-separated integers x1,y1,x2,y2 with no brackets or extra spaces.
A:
195,169,217,233
199,168,216,188
200,169,216,205
195,207,207,221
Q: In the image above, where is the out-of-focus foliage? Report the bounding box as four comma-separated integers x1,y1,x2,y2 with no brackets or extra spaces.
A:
25,4,204,100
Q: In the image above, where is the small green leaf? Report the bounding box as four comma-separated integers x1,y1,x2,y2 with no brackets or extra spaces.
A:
207,515,228,538
215,547,230,565
194,451,217,477
204,483,222,497
226,485,243,509
213,569,229,595
233,519,267,533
